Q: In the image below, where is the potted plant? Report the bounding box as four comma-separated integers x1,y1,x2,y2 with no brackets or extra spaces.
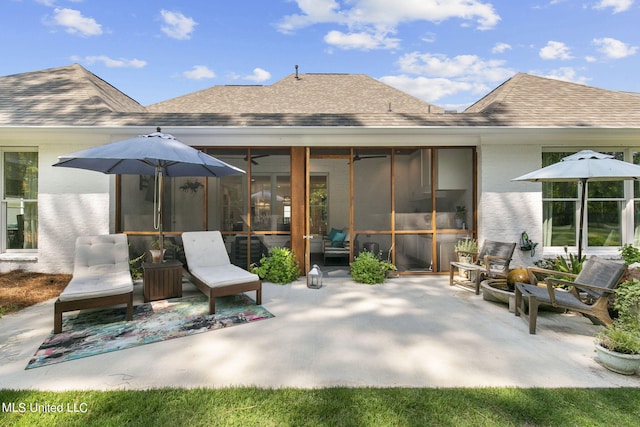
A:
251,247,300,284
350,250,397,285
149,238,180,263
454,237,478,265
595,278,640,375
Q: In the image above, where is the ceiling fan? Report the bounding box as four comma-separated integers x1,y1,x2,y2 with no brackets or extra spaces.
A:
351,151,387,162
244,154,270,165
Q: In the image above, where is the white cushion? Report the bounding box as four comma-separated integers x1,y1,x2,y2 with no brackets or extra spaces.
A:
59,234,133,301
72,234,131,277
189,264,259,288
182,231,259,289
59,271,133,302
182,231,231,269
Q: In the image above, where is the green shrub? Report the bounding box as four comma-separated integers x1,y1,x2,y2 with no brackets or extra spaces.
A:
251,247,300,284
454,237,478,253
614,278,640,327
596,322,640,354
596,277,640,355
620,244,640,265
350,250,396,285
534,247,585,281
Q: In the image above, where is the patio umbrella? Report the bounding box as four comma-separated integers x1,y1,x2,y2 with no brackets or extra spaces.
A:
53,129,245,256
251,190,284,202
513,150,640,259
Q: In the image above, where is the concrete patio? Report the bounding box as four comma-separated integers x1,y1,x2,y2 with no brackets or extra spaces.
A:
1,273,639,390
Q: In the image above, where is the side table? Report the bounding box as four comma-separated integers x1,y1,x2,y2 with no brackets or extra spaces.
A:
142,260,183,302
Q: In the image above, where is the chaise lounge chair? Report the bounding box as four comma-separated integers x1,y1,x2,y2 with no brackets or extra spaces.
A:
449,239,516,294
514,255,626,334
54,234,134,334
182,231,262,314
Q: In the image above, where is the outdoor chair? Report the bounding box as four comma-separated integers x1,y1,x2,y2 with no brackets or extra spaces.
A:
514,255,626,334
182,231,262,314
449,240,516,294
323,227,350,264
54,234,134,334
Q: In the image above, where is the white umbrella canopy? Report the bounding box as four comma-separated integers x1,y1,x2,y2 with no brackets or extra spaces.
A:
251,190,284,202
53,129,245,257
513,150,640,259
513,150,640,182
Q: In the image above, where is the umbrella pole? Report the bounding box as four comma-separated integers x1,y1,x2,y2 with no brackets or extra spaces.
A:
578,178,587,260
153,167,164,261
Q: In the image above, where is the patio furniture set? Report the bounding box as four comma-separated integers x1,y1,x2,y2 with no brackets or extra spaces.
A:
54,232,626,337
54,231,261,333
449,239,627,334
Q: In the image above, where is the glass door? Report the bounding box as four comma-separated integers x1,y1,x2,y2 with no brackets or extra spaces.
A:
306,148,351,272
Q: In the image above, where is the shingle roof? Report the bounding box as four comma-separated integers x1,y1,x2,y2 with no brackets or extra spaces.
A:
2,66,640,128
0,64,145,125
148,73,443,114
466,72,640,127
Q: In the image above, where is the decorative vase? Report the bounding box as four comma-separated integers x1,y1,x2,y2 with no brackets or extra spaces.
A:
595,343,640,375
507,266,529,291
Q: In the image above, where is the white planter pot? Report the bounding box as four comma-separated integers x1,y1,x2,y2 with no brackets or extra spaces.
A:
595,343,640,375
149,249,166,263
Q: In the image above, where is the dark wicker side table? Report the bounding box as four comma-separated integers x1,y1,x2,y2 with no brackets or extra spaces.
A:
142,260,183,302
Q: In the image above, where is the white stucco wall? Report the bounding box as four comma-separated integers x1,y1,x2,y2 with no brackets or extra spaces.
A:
0,130,115,273
478,141,543,268
4,126,638,273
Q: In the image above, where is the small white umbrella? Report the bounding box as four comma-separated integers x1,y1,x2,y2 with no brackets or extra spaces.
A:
513,150,640,259
54,129,245,256
251,190,284,202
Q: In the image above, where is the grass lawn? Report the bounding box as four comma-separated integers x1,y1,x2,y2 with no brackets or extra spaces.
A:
1,388,640,426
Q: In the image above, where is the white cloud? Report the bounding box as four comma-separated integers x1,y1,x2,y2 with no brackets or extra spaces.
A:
160,10,197,40
324,29,400,50
244,68,271,82
379,75,479,103
593,37,638,58
379,52,514,104
396,52,513,81
539,41,573,60
53,8,102,36
593,0,634,13
80,55,146,68
277,0,501,51
491,42,512,54
542,67,590,85
182,65,215,80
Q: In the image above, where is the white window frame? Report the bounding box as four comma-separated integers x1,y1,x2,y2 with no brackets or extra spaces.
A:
1,148,38,253
542,148,636,257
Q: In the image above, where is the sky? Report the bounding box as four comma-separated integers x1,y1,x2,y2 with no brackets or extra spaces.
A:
1,0,639,111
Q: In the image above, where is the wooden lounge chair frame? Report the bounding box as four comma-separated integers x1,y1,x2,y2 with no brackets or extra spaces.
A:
182,231,262,314
54,234,134,334
514,256,626,334
449,240,516,294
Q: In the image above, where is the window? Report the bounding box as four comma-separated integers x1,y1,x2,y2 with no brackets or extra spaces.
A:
633,152,640,246
2,151,38,250
542,151,624,250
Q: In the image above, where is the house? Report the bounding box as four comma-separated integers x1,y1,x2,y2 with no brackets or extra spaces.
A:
1,64,639,274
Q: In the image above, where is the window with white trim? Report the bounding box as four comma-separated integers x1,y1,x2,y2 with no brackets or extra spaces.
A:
542,150,626,252
1,150,38,251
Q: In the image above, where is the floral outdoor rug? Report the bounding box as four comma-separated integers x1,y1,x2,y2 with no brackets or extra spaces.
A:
26,294,273,370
